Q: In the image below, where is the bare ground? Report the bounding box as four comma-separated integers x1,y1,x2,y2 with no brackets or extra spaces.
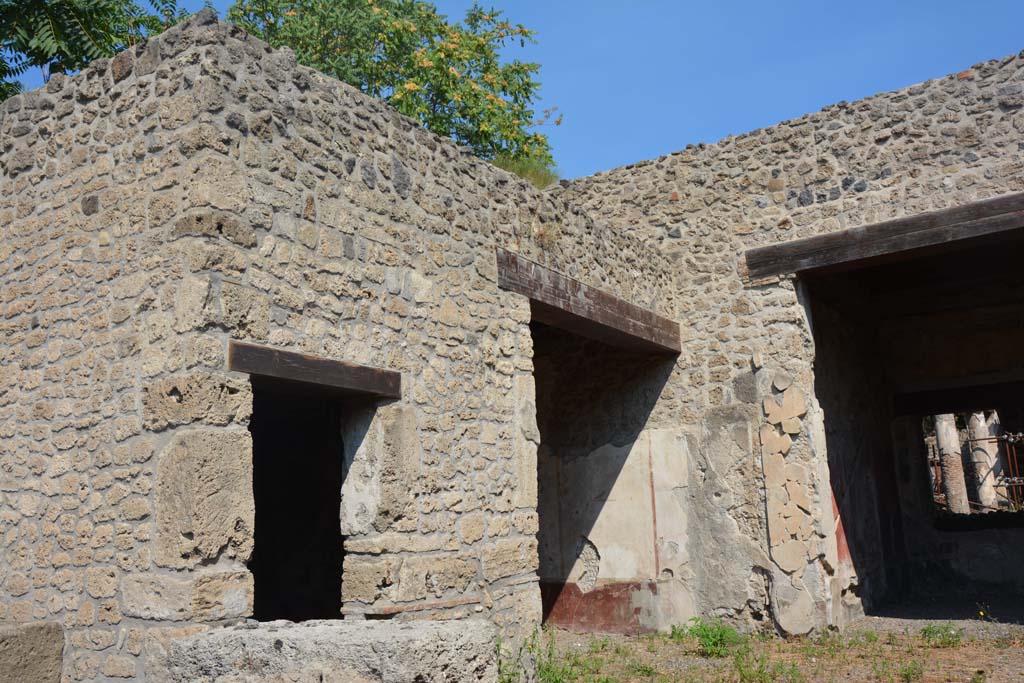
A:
543,613,1024,683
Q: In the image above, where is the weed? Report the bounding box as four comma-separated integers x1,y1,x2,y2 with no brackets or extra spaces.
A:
627,660,658,677
849,629,879,647
970,670,988,683
496,629,578,683
572,654,603,675
587,637,611,654
733,646,772,683
871,659,892,681
772,661,807,683
682,616,745,658
733,645,805,683
920,622,963,648
492,154,559,189
668,624,688,642
816,629,845,657
898,659,923,682
536,634,576,683
496,633,527,683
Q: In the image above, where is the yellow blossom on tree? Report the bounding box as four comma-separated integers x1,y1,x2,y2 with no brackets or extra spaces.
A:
228,0,555,180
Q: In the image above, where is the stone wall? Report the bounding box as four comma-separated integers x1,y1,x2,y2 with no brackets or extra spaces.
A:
807,295,901,624
0,11,685,682
561,50,1024,631
2,7,1024,678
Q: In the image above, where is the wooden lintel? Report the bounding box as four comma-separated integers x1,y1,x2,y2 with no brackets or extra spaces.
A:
892,380,1024,417
495,248,681,354
745,192,1024,279
228,341,401,399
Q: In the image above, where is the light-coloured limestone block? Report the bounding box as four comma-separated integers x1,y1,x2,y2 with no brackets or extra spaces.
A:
344,533,458,555
173,276,213,332
763,387,808,425
192,571,254,620
771,574,816,636
482,537,538,582
162,620,498,683
771,371,793,392
396,554,477,601
340,407,380,537
154,429,255,569
0,621,63,683
772,539,808,573
143,372,252,431
144,625,211,683
122,574,193,620
759,425,792,457
342,558,398,604
376,405,421,532
220,283,270,340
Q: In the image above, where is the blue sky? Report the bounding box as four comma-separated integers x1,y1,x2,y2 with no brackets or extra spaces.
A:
19,1,1024,178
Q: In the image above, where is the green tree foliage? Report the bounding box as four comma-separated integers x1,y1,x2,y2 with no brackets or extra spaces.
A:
227,0,558,183
0,0,186,99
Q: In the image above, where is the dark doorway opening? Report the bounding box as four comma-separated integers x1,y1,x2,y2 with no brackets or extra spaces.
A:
800,228,1024,624
532,321,675,632
249,377,345,622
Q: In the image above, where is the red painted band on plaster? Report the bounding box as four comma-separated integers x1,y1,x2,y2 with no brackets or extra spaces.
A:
541,581,659,634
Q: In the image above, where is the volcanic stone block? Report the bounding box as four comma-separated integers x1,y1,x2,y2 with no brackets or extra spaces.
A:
0,621,64,683
154,429,255,569
191,571,254,621
163,620,498,683
122,574,193,621
143,372,252,431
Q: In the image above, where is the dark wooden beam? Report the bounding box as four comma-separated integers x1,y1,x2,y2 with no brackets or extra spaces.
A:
495,248,681,354
228,341,401,399
745,192,1024,279
892,380,1024,417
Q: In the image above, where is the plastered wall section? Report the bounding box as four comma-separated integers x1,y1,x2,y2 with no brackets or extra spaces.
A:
561,52,1024,632
0,12,684,683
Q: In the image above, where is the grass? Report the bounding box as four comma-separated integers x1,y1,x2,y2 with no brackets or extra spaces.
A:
681,617,745,658
497,620,1021,683
919,622,963,648
491,153,559,189
898,659,924,682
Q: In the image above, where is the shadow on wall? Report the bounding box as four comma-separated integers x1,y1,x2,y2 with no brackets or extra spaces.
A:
531,322,676,633
806,290,906,618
